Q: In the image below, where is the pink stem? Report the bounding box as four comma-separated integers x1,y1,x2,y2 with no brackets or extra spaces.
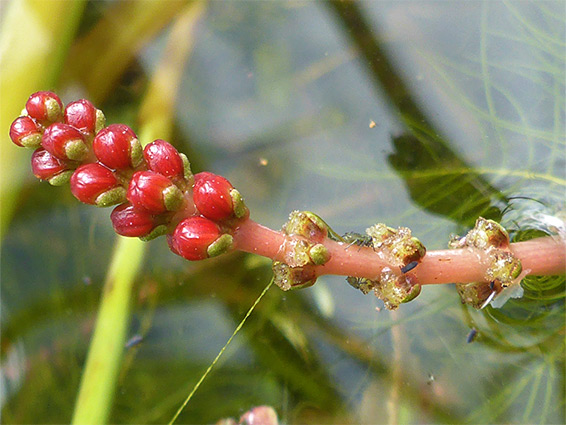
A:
232,219,566,285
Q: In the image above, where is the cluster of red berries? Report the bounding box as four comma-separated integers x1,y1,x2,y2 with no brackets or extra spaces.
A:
10,91,249,261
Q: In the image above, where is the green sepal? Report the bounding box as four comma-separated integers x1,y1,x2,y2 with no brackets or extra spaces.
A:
230,189,248,219
163,185,184,211
284,210,328,242
95,187,127,208
47,170,73,186
139,224,168,242
94,110,106,134
129,138,144,168
207,234,234,258
272,261,316,291
65,139,89,161
180,153,193,183
45,98,63,122
466,217,510,249
401,283,421,303
20,133,42,149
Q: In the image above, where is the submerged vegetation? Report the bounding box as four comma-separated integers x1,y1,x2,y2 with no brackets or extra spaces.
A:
1,1,564,424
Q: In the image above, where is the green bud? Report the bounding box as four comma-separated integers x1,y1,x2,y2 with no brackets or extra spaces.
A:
308,243,330,265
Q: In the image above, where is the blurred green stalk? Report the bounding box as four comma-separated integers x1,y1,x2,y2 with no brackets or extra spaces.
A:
0,0,86,239
71,237,145,425
71,2,205,423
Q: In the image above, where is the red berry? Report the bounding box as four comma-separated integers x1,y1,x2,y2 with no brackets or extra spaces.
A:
127,171,183,214
70,163,125,207
25,91,63,124
143,139,184,179
110,203,156,237
93,124,142,170
193,172,234,221
42,123,88,161
9,116,42,148
64,99,104,135
168,216,222,261
31,148,70,183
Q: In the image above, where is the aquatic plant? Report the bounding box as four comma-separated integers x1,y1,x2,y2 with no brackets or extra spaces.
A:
11,91,565,312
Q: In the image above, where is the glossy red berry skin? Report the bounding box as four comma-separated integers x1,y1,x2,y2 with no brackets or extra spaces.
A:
127,171,183,214
110,203,156,237
193,172,234,221
93,124,140,170
64,99,100,135
42,122,88,161
31,149,69,180
70,163,121,205
9,116,42,148
143,139,184,179
168,216,222,261
25,91,63,124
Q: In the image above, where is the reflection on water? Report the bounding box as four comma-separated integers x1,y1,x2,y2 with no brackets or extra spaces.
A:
2,1,564,423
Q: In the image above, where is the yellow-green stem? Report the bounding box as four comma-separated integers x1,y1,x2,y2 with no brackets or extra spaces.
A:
0,0,86,239
71,3,205,423
71,237,145,425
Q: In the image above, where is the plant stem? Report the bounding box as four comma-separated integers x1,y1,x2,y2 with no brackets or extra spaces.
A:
71,237,145,425
232,219,566,285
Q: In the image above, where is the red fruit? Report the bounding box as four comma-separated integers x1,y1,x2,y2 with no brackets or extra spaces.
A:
25,91,63,124
127,171,183,214
42,123,88,161
64,99,104,135
168,216,222,261
110,203,156,237
93,124,142,170
70,163,125,207
31,148,70,183
143,139,184,179
193,172,234,221
10,116,42,148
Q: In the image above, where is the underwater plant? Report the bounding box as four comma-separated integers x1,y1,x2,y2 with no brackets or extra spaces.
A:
3,2,564,424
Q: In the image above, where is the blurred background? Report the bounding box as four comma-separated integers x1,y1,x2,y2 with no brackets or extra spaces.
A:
1,1,564,423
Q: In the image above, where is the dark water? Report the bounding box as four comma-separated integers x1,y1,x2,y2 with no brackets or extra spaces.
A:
2,1,564,423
